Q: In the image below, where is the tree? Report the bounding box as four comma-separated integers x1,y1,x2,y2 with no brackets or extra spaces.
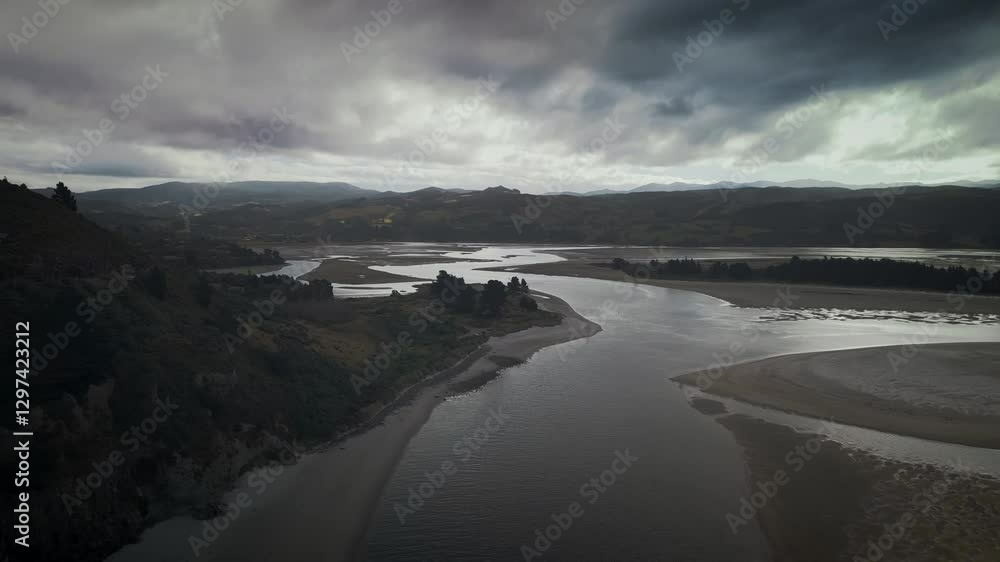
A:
507,276,521,293
482,280,506,316
52,182,78,211
432,270,463,297
455,285,477,313
520,278,529,293
519,295,538,311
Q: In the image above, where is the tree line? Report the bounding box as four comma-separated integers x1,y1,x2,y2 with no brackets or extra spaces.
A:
611,256,999,293
430,270,535,315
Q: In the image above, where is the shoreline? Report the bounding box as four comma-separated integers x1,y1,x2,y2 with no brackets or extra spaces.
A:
701,408,1000,562
158,291,601,561
490,260,1000,315
301,257,425,285
673,342,1000,449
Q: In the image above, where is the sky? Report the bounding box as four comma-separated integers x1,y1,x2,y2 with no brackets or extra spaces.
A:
1,0,998,193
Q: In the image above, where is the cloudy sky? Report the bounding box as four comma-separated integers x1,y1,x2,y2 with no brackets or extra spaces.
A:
2,0,998,193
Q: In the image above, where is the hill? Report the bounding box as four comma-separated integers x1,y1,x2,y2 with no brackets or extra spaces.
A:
74,180,381,206
167,185,1000,247
585,179,1000,195
0,179,557,560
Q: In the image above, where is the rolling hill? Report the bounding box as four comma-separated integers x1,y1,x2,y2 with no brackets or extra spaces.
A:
166,184,1000,248
73,180,381,205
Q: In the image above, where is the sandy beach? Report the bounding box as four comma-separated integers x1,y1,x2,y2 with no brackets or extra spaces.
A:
496,260,1000,315
200,291,601,561
674,343,1000,448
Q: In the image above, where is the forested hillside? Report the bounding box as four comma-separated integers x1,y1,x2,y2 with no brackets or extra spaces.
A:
0,180,555,560
84,184,1000,248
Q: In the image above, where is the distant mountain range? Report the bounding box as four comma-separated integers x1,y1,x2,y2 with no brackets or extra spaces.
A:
579,179,1000,195
62,182,999,248
34,178,1000,209
69,181,382,205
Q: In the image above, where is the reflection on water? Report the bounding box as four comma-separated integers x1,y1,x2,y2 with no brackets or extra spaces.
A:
108,245,1000,562
359,246,1000,561
759,307,999,325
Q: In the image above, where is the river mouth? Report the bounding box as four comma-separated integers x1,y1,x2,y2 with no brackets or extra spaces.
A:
108,244,1000,562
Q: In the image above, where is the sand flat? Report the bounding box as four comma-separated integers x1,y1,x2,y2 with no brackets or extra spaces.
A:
301,257,423,284
674,343,1000,449
496,260,1000,315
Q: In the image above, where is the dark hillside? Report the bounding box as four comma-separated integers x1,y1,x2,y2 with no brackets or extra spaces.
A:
0,178,557,560
169,185,1000,247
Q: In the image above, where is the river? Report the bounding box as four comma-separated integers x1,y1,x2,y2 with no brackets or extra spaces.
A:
109,245,1000,561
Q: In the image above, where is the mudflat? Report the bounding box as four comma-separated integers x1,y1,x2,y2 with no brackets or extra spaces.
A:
705,410,1000,562
302,258,424,284
673,343,1000,449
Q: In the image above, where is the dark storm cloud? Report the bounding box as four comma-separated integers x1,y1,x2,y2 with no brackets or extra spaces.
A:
599,0,999,138
651,97,695,118
0,100,25,118
0,0,998,189
48,160,172,178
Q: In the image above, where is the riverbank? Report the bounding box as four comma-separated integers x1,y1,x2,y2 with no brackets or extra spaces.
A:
300,257,424,284
203,263,288,275
702,408,1000,562
153,291,601,561
493,260,1000,315
673,343,1000,449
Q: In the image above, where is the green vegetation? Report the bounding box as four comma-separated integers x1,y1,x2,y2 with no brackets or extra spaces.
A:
610,256,1000,293
84,184,1000,248
0,179,556,562
429,270,535,317
125,231,285,270
53,181,78,211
